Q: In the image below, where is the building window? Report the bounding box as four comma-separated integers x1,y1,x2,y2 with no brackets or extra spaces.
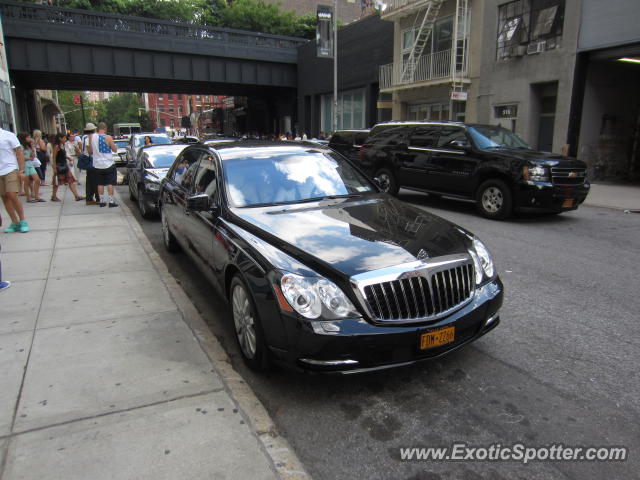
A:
407,103,450,121
168,94,173,100
493,103,519,131
158,94,163,100
320,89,366,134
178,105,183,115
169,105,174,113
496,0,565,60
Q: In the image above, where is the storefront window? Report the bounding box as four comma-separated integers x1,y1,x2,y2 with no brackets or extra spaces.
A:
321,89,366,133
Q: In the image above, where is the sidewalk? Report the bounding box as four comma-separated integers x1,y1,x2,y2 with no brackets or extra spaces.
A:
0,184,309,480
584,183,640,211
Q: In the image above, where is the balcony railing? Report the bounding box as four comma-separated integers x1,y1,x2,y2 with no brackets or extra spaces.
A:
381,0,436,18
379,49,466,90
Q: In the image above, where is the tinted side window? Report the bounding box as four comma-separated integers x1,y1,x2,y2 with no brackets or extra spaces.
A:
193,153,218,197
330,133,346,145
354,132,368,146
367,126,408,146
172,148,202,190
410,128,438,148
436,128,467,148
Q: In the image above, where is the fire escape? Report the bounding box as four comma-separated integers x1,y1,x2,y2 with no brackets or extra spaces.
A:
380,0,470,98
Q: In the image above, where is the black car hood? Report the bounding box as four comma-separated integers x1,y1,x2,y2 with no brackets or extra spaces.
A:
229,194,471,278
489,148,587,168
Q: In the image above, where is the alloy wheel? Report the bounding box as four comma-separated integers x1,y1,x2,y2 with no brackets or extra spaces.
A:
482,187,503,213
232,285,257,359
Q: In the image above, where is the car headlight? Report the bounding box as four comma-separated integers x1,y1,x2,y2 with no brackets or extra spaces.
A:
523,165,549,182
280,273,359,319
145,182,160,191
469,237,495,284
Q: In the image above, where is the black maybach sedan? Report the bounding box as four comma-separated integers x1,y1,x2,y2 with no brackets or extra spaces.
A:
159,141,503,373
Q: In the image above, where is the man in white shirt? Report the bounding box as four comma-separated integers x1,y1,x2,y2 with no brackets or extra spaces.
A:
87,122,118,207
0,127,28,233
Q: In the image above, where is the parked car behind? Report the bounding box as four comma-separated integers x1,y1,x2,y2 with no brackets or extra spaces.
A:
328,129,369,163
113,138,129,166
126,132,172,165
173,136,200,145
159,141,503,373
359,122,590,219
128,144,188,218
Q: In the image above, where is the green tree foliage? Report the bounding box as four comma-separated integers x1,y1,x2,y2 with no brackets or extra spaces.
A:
57,92,147,133
52,0,316,38
58,0,195,22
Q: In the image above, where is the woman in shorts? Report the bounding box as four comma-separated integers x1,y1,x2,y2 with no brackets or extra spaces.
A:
51,133,84,202
17,133,44,203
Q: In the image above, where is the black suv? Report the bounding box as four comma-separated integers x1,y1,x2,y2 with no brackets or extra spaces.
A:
328,129,369,163
358,122,590,219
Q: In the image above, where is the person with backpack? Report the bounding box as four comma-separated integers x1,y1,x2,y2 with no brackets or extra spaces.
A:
87,122,118,207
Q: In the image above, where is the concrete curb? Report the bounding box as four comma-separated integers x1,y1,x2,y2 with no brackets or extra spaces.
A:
115,191,311,480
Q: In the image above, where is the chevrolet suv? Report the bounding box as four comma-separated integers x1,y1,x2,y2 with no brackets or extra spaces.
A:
358,122,590,219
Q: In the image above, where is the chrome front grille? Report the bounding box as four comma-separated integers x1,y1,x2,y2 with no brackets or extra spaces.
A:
551,167,586,185
352,255,475,323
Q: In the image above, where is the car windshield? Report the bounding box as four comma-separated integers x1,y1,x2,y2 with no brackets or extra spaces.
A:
135,135,171,147
467,126,531,150
115,140,128,149
147,151,180,168
222,148,376,207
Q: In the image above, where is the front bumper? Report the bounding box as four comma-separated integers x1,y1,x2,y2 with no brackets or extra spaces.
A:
269,278,503,373
141,186,161,208
513,181,590,212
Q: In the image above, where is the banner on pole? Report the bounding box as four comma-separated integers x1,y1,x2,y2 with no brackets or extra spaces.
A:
73,94,82,105
316,5,334,59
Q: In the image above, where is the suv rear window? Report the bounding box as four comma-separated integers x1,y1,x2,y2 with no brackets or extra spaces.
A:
366,125,408,146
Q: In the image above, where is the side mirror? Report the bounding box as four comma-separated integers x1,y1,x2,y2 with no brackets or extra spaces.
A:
186,193,210,212
450,140,470,151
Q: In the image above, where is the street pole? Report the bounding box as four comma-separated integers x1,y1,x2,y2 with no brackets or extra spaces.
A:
80,94,86,128
332,0,338,134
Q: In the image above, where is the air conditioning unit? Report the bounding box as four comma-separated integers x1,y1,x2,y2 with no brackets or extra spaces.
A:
527,40,546,54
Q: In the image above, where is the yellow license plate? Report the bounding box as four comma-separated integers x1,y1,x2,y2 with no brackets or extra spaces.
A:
562,199,574,208
420,326,455,350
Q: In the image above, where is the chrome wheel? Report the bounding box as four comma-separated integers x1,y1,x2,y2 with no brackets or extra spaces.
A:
377,172,391,192
232,284,257,359
481,187,503,213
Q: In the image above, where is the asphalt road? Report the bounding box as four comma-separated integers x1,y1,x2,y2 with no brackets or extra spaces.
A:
117,184,640,480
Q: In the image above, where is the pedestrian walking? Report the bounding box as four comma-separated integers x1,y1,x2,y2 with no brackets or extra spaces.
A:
87,122,118,208
0,126,29,233
33,129,49,185
51,133,84,202
17,132,44,203
0,212,10,292
81,123,99,205
66,132,81,185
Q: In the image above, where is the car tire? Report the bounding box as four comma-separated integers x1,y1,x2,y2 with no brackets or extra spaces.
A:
476,179,513,220
374,167,399,195
161,206,180,252
230,275,271,371
129,183,135,201
138,190,152,219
